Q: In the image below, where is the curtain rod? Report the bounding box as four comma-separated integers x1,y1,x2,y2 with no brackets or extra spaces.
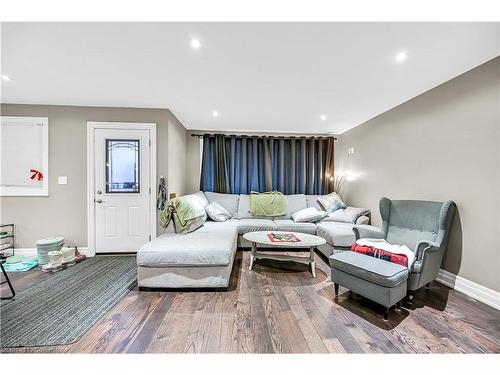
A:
190,133,337,140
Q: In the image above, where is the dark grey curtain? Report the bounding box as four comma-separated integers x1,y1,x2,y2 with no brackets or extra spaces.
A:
200,135,335,195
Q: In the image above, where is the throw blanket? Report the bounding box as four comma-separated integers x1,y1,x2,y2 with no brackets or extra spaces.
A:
352,238,415,269
249,191,286,217
160,194,206,232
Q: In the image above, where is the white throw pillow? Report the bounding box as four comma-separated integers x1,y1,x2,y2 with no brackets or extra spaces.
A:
292,207,328,223
205,201,232,222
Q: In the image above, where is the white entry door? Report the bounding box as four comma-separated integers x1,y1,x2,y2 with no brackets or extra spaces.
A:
94,127,152,253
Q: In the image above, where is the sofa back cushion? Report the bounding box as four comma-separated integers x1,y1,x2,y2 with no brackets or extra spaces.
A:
237,194,253,219
238,193,307,219
284,194,307,219
306,195,323,210
192,191,209,208
204,191,240,218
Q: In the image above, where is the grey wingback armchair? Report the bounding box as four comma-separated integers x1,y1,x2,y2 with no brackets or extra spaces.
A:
353,197,456,298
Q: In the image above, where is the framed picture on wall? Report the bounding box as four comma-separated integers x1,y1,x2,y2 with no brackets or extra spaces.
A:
0,116,49,196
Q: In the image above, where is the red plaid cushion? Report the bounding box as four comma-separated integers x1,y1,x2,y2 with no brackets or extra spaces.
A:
351,243,408,267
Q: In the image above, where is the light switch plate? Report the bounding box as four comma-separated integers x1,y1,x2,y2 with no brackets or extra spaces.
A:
58,176,68,185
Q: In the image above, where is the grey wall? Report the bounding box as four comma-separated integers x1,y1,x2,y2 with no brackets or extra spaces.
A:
185,132,202,194
167,115,187,197
0,104,187,248
335,57,500,291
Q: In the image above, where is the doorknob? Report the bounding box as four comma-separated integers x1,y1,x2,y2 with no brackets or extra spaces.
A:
94,199,104,203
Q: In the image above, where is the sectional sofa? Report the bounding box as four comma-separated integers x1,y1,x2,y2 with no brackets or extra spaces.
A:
137,191,370,289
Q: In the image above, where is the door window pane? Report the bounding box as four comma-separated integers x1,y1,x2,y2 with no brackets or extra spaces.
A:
106,139,140,193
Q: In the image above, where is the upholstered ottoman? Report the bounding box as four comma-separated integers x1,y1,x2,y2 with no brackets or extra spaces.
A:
329,251,408,319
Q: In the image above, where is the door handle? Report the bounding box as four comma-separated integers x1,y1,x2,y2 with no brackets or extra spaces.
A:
94,199,104,204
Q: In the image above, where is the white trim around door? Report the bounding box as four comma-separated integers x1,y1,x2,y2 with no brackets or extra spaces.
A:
87,122,157,256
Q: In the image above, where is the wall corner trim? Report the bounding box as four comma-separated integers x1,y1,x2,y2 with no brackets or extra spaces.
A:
436,269,500,310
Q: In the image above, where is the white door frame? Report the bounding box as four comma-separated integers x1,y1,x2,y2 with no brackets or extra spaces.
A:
87,122,157,256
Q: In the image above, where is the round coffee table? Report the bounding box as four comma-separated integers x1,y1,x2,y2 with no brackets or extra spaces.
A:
243,231,326,277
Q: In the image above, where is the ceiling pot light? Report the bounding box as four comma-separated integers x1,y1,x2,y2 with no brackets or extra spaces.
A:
395,51,407,63
1,75,11,81
320,115,327,121
212,110,219,118
190,38,201,49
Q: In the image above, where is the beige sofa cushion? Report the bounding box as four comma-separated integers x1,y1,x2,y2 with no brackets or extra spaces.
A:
204,191,240,218
137,226,237,267
306,195,324,210
237,219,277,235
274,219,317,235
316,222,357,247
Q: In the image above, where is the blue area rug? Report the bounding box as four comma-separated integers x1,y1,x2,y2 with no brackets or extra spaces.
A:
0,256,137,348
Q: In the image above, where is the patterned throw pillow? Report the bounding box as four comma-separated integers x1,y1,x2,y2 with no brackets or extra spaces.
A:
317,192,347,213
321,206,370,223
205,201,232,222
291,207,328,223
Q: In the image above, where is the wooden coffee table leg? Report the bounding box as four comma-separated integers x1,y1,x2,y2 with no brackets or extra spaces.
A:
249,241,257,270
310,247,316,278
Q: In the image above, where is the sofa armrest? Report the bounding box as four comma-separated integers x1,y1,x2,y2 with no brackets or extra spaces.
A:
410,240,440,273
352,225,385,241
355,215,370,225
414,240,440,260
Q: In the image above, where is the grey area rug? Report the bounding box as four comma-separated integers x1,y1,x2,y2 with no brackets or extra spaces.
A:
0,256,137,348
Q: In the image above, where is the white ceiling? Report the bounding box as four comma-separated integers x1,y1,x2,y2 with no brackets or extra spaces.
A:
1,22,499,134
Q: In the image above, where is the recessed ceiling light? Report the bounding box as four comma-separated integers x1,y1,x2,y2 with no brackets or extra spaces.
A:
212,110,219,118
395,51,407,63
1,75,11,81
190,38,202,49
320,114,327,121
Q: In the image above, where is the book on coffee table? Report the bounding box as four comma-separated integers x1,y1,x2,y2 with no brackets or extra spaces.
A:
267,232,302,243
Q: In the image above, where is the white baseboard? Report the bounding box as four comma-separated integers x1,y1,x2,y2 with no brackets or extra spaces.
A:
436,269,499,310
12,247,94,257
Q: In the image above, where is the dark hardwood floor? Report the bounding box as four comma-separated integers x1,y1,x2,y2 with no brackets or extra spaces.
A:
1,251,499,353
